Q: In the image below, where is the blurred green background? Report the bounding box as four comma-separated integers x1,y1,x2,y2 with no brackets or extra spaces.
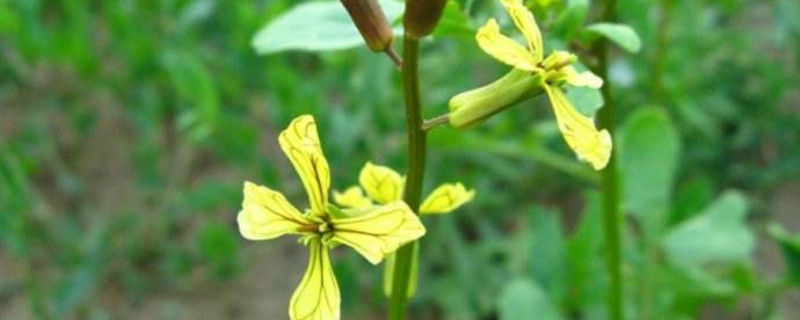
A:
1,0,798,319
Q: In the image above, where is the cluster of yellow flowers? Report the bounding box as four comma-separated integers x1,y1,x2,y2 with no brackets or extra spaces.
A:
238,116,475,319
238,0,611,319
334,161,474,297
239,116,431,319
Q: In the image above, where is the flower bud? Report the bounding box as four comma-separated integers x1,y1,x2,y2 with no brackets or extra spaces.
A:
340,0,394,52
404,0,448,39
449,69,545,128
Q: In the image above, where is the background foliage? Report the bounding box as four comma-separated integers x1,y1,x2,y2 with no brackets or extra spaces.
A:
1,0,798,319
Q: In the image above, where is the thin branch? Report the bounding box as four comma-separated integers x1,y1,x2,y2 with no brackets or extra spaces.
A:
422,114,449,131
384,47,403,70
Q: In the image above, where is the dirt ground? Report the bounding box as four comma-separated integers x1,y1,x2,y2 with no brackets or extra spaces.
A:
113,239,306,320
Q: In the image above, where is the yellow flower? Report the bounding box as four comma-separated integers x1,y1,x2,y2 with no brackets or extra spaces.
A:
238,115,426,320
462,0,612,170
333,162,476,297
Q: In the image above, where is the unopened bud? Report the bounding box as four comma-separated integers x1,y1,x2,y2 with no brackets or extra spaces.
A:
449,69,545,128
404,0,448,38
341,0,394,52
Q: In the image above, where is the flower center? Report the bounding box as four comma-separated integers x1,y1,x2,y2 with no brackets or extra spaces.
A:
297,220,333,235
542,51,577,71
318,222,331,233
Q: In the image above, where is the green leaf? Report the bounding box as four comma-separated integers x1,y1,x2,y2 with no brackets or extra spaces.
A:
670,176,714,227
767,223,800,286
585,23,642,53
180,181,240,213
53,265,97,315
197,222,239,279
162,50,219,142
211,113,258,163
498,278,564,320
52,222,109,316
767,309,788,320
777,0,800,45
567,192,607,309
567,62,604,117
0,144,34,258
567,86,604,117
529,208,568,301
553,0,589,41
657,264,738,298
619,108,680,237
661,191,753,267
252,0,404,54
433,0,474,37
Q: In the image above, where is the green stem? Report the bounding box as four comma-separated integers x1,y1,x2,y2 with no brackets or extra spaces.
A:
388,36,426,320
422,113,450,131
592,0,623,319
650,0,672,102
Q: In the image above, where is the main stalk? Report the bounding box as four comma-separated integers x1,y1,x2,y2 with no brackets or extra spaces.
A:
591,0,623,319
387,36,426,320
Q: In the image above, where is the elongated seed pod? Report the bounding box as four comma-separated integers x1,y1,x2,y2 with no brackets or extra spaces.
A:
404,0,448,38
340,0,394,52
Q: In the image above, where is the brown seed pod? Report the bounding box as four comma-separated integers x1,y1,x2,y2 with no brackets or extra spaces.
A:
403,0,448,39
340,0,394,52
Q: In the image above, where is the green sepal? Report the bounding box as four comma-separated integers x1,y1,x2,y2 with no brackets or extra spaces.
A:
326,203,371,219
448,69,544,128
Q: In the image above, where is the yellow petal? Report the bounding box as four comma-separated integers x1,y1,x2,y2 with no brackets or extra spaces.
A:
563,66,603,89
420,183,476,215
544,85,612,170
330,201,426,265
332,186,373,209
289,239,340,320
500,0,543,62
476,19,539,72
358,162,404,205
238,181,314,240
279,115,331,216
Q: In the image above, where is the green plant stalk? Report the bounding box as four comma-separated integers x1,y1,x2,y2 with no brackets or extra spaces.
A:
591,0,623,319
639,244,655,320
641,3,674,318
388,36,426,320
650,0,673,102
597,50,624,320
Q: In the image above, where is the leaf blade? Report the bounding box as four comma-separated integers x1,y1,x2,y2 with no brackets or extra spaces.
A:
586,22,642,53
252,0,404,54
